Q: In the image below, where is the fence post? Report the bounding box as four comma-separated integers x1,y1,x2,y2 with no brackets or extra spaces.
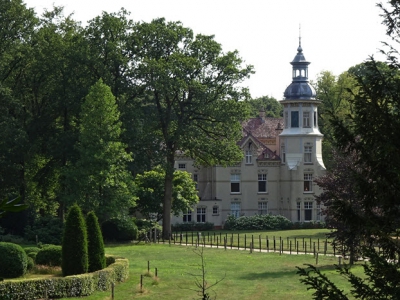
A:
111,282,114,299
297,241,299,255
267,238,269,252
338,256,342,266
290,241,292,255
147,261,150,273
217,237,219,249
245,234,247,250
250,242,253,254
238,234,240,250
273,237,276,252
305,242,307,255
259,235,262,252
140,274,143,291
252,235,254,251
313,242,316,257
316,253,319,265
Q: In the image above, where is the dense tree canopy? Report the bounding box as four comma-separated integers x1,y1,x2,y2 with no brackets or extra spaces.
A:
245,95,282,118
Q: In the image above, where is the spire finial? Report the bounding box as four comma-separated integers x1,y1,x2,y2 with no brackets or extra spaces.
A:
297,24,303,53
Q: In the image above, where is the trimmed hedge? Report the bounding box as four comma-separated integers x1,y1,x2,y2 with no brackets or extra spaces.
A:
24,247,40,261
35,245,62,266
102,217,138,241
223,214,292,230
0,257,128,300
172,222,214,232
0,242,28,278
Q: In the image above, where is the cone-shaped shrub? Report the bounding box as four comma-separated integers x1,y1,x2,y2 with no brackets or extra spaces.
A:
86,211,106,272
62,204,88,276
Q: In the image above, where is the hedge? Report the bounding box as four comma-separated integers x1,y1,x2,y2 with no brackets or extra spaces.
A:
0,257,128,300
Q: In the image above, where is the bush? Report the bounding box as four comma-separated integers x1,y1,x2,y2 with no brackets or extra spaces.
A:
27,256,35,271
172,222,214,232
62,204,88,276
86,211,106,272
0,257,129,300
0,242,28,278
24,215,64,245
36,245,62,266
102,217,138,241
105,256,116,267
24,246,40,260
223,214,292,230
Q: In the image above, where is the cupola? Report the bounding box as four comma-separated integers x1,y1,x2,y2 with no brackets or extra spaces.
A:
283,37,316,100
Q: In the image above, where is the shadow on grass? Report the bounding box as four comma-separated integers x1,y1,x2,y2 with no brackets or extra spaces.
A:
237,264,338,280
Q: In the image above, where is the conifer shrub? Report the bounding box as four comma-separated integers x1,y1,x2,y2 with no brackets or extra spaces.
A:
0,242,28,278
35,245,62,266
24,246,40,261
86,211,106,272
62,204,88,276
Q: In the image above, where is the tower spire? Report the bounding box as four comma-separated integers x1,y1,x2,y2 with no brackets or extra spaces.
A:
298,24,302,52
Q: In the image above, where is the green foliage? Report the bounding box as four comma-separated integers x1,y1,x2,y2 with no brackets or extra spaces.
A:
24,215,64,245
62,204,88,276
245,95,283,118
24,247,40,261
102,217,138,241
134,167,199,221
223,214,292,230
105,256,116,267
172,222,214,232
0,197,28,218
86,211,106,272
0,258,129,299
64,79,135,222
26,256,35,272
0,242,28,278
35,245,62,266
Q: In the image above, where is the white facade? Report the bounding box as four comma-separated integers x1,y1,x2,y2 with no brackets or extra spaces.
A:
172,42,326,228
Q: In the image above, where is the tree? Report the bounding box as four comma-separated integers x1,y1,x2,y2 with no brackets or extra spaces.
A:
0,197,27,218
131,18,253,238
86,211,106,272
64,79,135,222
245,95,282,118
134,167,199,221
297,1,400,297
61,204,88,276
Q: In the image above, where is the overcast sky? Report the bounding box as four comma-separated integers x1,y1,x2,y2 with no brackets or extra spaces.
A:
24,0,391,99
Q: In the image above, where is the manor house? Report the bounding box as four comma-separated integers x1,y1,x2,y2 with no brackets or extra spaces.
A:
172,41,326,228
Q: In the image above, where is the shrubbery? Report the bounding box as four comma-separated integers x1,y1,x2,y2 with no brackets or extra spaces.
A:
0,242,28,278
62,204,88,276
86,211,105,272
35,245,62,266
102,217,138,241
24,246,40,260
24,215,64,245
172,222,214,232
223,214,292,230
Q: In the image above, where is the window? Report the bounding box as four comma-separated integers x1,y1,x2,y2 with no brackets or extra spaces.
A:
314,111,317,128
304,145,312,163
297,202,301,222
231,202,241,218
258,202,268,215
304,173,313,192
230,174,240,193
178,163,186,169
193,174,198,190
281,144,286,163
245,150,252,164
303,112,310,128
304,202,313,221
284,112,288,128
291,111,299,128
258,174,267,192
212,206,219,215
183,210,192,223
197,207,206,223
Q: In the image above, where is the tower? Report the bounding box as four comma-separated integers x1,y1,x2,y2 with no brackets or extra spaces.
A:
279,37,325,222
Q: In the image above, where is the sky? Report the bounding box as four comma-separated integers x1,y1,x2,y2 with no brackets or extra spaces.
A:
24,0,392,100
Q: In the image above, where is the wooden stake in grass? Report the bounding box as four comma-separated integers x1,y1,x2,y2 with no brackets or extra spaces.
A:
111,282,115,299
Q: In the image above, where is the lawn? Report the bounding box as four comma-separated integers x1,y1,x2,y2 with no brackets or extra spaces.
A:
61,229,364,300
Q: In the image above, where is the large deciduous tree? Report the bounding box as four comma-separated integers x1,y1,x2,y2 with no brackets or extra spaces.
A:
131,18,253,238
134,167,199,221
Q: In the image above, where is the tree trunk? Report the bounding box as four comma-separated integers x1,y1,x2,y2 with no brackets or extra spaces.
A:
162,152,175,240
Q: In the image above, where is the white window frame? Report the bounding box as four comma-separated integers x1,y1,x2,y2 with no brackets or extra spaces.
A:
196,207,206,223
258,173,267,193
304,173,313,192
230,174,241,193
304,146,312,163
245,150,252,164
183,209,192,223
212,205,219,215
230,202,241,218
258,201,268,215
303,111,311,128
304,201,313,221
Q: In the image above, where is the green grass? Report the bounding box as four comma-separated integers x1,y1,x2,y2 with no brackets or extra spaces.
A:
61,230,364,300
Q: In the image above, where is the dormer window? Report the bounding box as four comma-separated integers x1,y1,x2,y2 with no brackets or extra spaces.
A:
245,150,252,164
